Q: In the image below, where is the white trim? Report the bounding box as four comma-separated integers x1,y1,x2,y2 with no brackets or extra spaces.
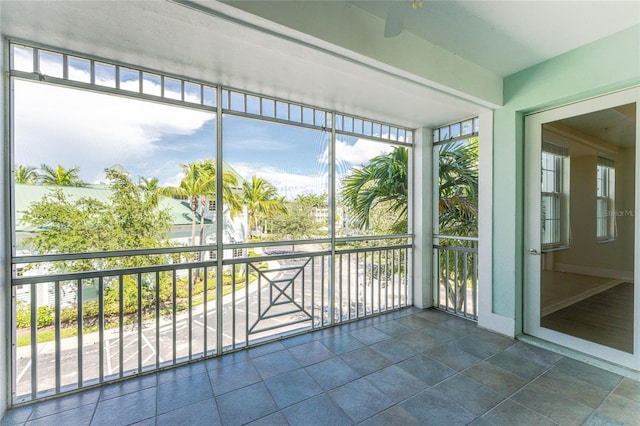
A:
477,111,501,330
478,312,515,338
523,87,640,371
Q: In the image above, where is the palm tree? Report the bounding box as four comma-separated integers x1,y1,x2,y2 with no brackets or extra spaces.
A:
437,139,478,236
14,165,39,184
160,160,242,247
341,146,408,233
160,162,211,247
39,164,85,186
241,175,287,235
139,176,161,207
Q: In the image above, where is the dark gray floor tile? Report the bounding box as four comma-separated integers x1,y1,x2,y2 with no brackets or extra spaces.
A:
372,320,412,337
449,331,513,359
395,315,431,330
320,333,364,355
205,351,249,370
158,372,213,414
216,382,278,426
283,394,352,426
25,405,95,426
0,406,32,426
472,399,556,426
252,350,302,380
305,357,360,390
156,398,221,426
551,358,622,392
438,317,479,335
359,405,422,426
92,387,156,426
264,368,322,409
397,354,456,385
29,388,101,419
248,341,286,358
130,418,156,426
369,338,417,363
511,382,593,425
246,411,289,426
583,410,628,426
349,327,392,345
502,341,563,367
400,388,476,425
280,332,315,348
463,361,528,396
432,374,504,416
287,340,334,367
590,393,640,425
100,374,157,401
158,362,207,384
413,309,451,324
534,368,610,409
420,324,466,342
486,350,549,380
365,365,427,402
329,377,394,423
613,378,640,403
208,360,261,396
425,342,482,371
340,347,392,376
394,330,441,352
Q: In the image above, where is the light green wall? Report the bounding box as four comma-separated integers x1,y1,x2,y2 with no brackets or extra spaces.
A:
492,25,640,328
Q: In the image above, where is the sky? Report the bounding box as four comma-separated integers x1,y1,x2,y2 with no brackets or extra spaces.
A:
13,52,398,199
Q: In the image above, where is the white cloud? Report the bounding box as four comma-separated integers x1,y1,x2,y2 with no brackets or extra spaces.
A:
319,137,394,168
14,79,213,183
231,162,328,200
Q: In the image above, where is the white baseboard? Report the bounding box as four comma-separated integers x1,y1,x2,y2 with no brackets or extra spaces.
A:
541,279,624,316
554,263,633,282
478,312,515,338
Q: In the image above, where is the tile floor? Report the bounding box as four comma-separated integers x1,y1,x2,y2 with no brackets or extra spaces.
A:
2,307,639,425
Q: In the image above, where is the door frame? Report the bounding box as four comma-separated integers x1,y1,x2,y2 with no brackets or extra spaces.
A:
523,87,640,370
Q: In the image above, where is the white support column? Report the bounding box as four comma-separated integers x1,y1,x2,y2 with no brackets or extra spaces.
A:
1,34,9,417
477,110,515,337
412,127,433,309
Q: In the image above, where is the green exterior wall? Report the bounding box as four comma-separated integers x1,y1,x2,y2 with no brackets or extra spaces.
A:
492,25,640,331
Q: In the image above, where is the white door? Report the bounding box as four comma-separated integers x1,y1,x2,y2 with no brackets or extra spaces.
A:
524,88,640,370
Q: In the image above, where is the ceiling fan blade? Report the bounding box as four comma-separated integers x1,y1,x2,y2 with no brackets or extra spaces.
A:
384,1,407,37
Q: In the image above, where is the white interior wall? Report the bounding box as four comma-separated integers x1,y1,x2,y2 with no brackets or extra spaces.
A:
554,148,635,279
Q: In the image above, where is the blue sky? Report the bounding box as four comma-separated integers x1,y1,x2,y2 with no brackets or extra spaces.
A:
14,78,394,199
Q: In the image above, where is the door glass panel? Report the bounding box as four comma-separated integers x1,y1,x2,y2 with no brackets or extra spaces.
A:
539,103,636,353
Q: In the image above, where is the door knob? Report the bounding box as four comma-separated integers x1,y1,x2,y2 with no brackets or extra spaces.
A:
529,249,541,255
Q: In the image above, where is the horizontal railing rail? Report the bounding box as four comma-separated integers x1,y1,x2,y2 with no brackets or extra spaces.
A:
433,236,478,320
11,238,412,403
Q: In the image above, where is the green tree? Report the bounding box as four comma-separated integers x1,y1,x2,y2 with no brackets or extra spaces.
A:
160,160,242,247
270,201,320,244
242,175,287,235
20,167,172,273
437,139,478,236
436,138,478,311
341,146,408,234
14,165,39,184
39,164,85,186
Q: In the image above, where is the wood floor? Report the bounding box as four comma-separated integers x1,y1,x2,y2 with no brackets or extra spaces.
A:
541,282,634,353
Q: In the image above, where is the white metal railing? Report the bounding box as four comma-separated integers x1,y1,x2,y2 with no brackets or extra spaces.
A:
433,235,478,320
11,238,411,403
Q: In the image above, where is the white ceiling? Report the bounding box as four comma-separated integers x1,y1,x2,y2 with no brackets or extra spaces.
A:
1,1,638,128
349,0,640,77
